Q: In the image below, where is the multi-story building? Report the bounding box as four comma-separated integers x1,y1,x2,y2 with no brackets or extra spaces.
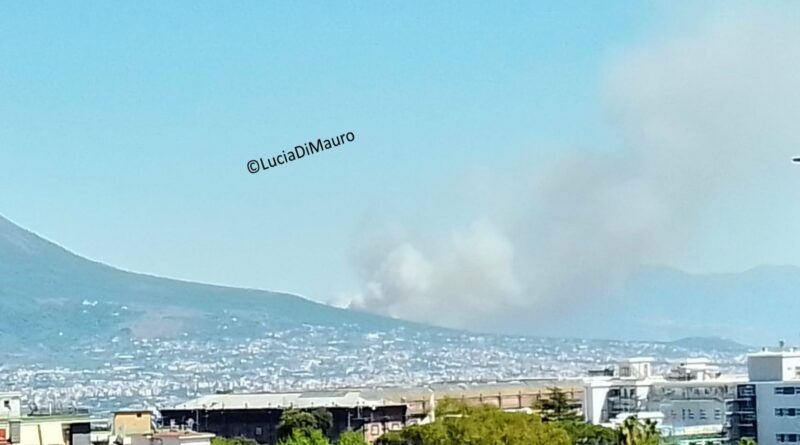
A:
160,391,408,445
728,350,800,445
0,392,93,445
584,358,745,445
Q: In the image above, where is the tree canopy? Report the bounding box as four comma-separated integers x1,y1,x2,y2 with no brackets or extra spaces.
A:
534,387,580,422
219,400,659,445
211,437,259,445
278,408,334,438
378,403,571,445
278,429,330,445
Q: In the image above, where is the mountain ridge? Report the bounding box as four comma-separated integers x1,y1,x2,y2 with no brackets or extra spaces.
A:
0,214,425,354
0,213,790,351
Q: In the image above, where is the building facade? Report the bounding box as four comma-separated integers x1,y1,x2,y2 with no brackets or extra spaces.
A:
0,393,93,445
160,391,408,445
583,358,744,445
728,350,800,445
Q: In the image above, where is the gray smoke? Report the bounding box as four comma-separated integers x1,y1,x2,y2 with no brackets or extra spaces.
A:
338,8,800,332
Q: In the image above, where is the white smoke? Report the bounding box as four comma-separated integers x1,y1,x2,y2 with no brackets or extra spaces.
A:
340,8,800,332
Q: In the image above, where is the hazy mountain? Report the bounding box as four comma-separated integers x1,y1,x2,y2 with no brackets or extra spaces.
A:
668,336,750,353
0,215,413,355
537,264,799,346
0,214,783,355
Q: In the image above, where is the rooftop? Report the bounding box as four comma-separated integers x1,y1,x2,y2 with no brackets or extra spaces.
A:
749,349,800,358
170,391,403,411
146,431,215,440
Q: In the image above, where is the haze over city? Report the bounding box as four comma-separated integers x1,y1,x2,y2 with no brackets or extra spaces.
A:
4,4,800,445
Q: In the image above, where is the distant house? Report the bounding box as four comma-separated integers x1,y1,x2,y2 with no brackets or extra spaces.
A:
583,357,745,445
159,391,408,445
112,410,159,444
0,392,94,445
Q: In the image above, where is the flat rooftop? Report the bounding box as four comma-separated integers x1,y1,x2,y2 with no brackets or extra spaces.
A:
749,350,800,358
146,431,215,440
169,391,403,411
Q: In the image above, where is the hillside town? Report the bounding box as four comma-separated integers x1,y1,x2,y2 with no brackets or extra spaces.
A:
3,349,798,445
1,321,748,415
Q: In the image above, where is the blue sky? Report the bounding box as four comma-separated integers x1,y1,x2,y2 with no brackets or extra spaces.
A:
2,2,800,332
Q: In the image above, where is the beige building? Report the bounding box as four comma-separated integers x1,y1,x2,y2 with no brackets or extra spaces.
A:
111,411,156,442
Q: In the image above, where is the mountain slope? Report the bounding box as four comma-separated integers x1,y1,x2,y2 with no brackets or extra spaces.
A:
0,214,791,351
0,215,409,352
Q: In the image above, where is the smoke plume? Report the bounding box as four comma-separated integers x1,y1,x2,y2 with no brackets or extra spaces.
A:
340,9,800,333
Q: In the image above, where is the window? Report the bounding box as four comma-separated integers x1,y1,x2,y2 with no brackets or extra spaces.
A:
688,409,695,420
777,434,800,443
255,427,263,436
699,409,707,420
714,409,722,420
776,387,797,395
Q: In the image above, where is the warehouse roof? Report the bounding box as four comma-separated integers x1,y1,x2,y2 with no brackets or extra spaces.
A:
170,391,402,410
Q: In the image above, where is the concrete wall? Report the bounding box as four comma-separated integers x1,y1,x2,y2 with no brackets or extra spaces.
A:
19,421,65,445
113,413,153,437
756,382,800,445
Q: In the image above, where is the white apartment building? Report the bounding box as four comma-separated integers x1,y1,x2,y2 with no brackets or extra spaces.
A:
728,350,800,445
584,358,745,445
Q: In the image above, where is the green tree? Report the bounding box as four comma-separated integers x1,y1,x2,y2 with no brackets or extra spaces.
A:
310,408,334,435
278,429,330,445
278,408,334,438
279,409,319,438
618,417,641,445
737,439,757,445
211,438,259,445
373,432,405,445
336,431,368,445
555,420,617,445
641,419,659,445
378,402,570,445
618,416,660,445
535,387,580,422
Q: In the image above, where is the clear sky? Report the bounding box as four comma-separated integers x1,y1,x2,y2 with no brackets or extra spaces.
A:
2,2,800,332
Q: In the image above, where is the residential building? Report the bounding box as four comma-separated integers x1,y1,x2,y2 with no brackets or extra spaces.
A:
110,410,159,445
583,358,745,445
0,392,93,445
728,350,800,445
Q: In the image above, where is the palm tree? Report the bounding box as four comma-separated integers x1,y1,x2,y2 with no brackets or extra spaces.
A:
641,419,659,445
618,417,660,445
618,417,642,445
